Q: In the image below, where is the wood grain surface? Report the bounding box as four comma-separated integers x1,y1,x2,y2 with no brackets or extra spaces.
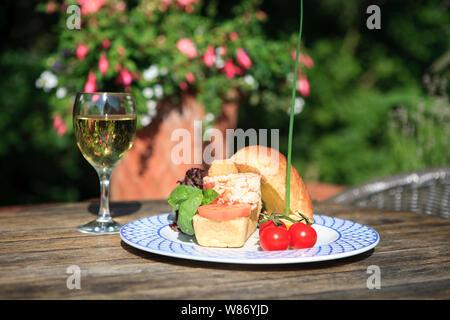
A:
0,200,449,299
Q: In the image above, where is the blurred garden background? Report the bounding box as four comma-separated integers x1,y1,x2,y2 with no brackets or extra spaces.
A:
0,0,449,206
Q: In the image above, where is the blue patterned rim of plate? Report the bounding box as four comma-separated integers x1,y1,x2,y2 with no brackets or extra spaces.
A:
120,213,379,264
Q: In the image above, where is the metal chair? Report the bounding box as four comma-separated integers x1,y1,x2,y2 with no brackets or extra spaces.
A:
323,167,450,219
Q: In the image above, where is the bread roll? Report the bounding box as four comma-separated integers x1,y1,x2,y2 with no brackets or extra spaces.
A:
208,159,238,177
231,145,313,222
193,205,259,248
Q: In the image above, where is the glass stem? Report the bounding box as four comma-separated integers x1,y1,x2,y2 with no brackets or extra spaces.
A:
97,170,112,223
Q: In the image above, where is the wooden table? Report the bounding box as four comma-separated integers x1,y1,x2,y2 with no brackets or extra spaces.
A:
0,200,449,299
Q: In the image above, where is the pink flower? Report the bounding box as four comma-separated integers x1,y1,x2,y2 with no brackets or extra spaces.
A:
102,39,110,49
84,72,97,93
256,10,267,21
176,0,199,14
223,59,244,79
297,77,310,97
53,115,67,136
115,1,126,11
291,51,314,68
76,43,89,61
77,0,104,15
119,68,133,86
159,0,171,11
46,2,56,14
236,49,252,69
176,38,197,59
179,81,188,91
98,54,109,74
92,94,100,103
216,46,227,56
57,123,67,136
300,54,314,68
203,46,215,67
229,31,239,41
186,72,195,84
117,46,126,55
53,115,63,129
177,0,198,5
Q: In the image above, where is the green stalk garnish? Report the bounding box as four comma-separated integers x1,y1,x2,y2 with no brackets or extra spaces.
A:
286,0,304,216
258,211,312,227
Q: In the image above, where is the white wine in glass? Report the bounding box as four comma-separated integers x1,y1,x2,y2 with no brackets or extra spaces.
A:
73,92,137,234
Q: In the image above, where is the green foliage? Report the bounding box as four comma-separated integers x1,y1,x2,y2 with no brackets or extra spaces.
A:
0,50,98,205
301,0,450,185
38,0,309,132
1,0,449,206
240,0,450,186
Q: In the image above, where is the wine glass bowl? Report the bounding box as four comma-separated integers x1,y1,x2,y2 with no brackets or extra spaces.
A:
73,92,137,234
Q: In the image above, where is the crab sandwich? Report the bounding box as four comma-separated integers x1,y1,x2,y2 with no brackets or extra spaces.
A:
193,171,262,248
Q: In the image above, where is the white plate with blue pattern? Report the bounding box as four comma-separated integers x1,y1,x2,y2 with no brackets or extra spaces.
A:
120,214,379,264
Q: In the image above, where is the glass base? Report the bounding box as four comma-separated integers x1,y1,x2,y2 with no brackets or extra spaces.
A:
77,219,122,234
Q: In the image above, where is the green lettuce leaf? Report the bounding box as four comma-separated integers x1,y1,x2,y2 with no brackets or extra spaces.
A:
201,188,220,205
167,184,220,236
168,185,202,211
177,195,203,235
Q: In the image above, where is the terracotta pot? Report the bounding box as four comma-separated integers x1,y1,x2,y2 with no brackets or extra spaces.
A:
110,92,239,201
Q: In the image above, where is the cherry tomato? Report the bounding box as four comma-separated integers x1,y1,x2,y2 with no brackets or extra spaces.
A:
260,226,290,251
259,220,286,237
288,222,317,249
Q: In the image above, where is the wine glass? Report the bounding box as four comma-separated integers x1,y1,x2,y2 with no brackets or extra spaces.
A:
73,92,137,234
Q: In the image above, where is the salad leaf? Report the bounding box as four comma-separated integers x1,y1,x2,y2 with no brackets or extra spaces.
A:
201,188,220,205
167,184,220,235
168,185,202,211
177,196,203,235
177,168,206,189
